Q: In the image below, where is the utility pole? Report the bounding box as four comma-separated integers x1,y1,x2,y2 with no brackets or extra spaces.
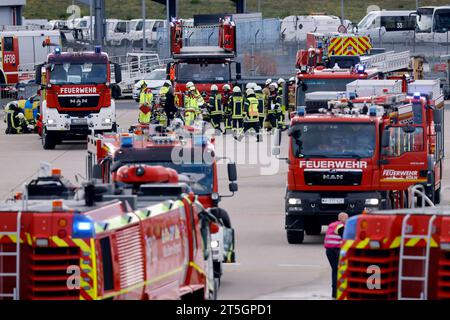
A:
142,0,146,51
340,0,344,25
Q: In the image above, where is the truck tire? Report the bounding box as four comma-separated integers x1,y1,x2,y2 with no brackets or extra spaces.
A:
42,129,56,150
434,187,441,205
287,230,304,244
210,208,231,228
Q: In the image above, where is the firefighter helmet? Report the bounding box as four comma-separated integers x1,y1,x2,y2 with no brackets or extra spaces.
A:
164,80,172,86
265,78,272,86
211,84,218,91
269,82,278,91
232,86,241,93
17,112,25,120
246,88,254,96
186,81,194,88
223,84,231,91
288,76,295,83
278,78,285,85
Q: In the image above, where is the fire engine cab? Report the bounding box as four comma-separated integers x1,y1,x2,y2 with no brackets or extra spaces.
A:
273,80,444,244
0,165,217,300
167,18,241,106
86,125,238,282
35,47,122,150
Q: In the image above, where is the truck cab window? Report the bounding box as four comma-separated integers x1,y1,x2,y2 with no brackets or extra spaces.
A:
3,37,13,51
384,127,424,157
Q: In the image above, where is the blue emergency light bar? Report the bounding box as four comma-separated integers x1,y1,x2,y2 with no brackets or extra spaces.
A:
120,134,134,148
357,65,365,73
369,107,377,116
95,45,102,54
72,214,95,238
54,47,61,54
296,106,306,116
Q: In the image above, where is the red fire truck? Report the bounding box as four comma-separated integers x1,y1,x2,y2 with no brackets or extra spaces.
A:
338,186,450,300
0,164,216,300
167,18,241,106
86,125,238,281
35,47,122,150
273,81,444,244
295,32,411,108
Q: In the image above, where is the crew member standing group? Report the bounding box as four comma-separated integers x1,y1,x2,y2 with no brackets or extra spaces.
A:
324,212,348,299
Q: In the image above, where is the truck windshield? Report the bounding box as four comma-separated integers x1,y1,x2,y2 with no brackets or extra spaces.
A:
177,63,230,83
416,8,434,33
49,63,107,85
434,9,450,32
291,123,376,158
144,162,213,195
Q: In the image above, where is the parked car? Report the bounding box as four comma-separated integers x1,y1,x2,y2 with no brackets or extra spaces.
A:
132,68,167,102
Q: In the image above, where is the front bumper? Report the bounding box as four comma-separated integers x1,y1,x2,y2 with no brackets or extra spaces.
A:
44,105,115,133
285,190,382,217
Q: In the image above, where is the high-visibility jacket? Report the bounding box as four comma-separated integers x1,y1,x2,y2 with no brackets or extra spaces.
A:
230,94,244,119
255,92,265,116
208,93,223,115
184,95,199,111
324,221,344,249
191,89,205,106
140,89,153,105
244,96,259,122
159,86,169,105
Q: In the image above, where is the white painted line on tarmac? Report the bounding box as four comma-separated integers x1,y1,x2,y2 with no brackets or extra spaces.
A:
224,263,241,266
277,264,322,268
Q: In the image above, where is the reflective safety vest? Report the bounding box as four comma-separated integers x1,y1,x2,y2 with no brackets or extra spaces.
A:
209,93,223,115
184,95,199,111
192,89,205,106
159,86,169,104
324,221,344,249
255,92,265,116
231,94,244,119
140,89,153,105
245,96,259,122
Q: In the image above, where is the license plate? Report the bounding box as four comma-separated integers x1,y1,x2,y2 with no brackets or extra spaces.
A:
321,198,345,204
71,118,87,125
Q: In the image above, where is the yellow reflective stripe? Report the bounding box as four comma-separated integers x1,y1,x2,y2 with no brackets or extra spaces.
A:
390,236,401,249
341,240,354,251
72,238,91,253
356,238,370,249
189,261,206,276
51,236,69,247
430,237,438,248
406,238,420,247
100,266,183,300
26,233,32,246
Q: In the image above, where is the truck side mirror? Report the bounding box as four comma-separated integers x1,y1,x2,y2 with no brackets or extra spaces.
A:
235,62,241,80
229,182,238,193
92,164,103,180
382,130,390,148
114,63,122,84
227,162,237,182
35,64,44,85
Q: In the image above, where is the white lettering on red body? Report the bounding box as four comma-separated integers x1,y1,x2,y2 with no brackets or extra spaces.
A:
382,170,419,180
299,160,368,169
59,87,97,95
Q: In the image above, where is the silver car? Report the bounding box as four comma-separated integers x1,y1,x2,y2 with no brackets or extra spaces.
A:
133,68,167,102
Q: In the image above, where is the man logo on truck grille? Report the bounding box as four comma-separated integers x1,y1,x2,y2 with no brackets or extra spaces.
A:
323,174,344,180
70,98,88,106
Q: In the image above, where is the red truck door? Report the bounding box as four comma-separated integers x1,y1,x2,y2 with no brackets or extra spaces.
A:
379,125,428,190
1,36,19,84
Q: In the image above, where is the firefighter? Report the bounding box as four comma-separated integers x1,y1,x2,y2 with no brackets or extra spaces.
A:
222,84,232,133
277,78,287,130
262,78,272,130
324,212,348,299
5,103,31,134
287,77,296,119
236,88,261,142
254,85,265,130
208,84,223,133
160,80,177,123
229,86,244,137
266,82,281,132
138,86,153,124
184,86,200,126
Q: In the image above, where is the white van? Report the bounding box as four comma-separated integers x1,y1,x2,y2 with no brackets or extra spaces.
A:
106,19,129,45
357,10,416,43
128,19,167,46
415,6,450,43
281,15,352,42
